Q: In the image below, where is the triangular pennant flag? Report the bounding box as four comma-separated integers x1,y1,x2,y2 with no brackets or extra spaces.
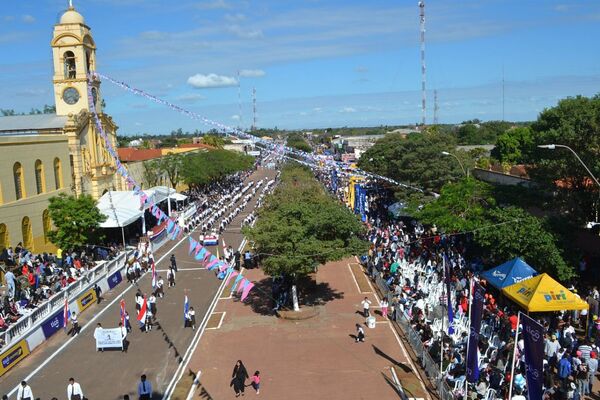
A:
166,220,175,234
230,274,245,293
237,278,249,294
203,252,212,263
224,270,239,286
209,255,217,263
219,262,229,272
241,281,255,301
206,259,219,270
188,237,197,255
194,243,203,256
195,247,207,261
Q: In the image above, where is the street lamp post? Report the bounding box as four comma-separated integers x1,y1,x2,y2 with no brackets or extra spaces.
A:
441,151,467,177
538,143,600,223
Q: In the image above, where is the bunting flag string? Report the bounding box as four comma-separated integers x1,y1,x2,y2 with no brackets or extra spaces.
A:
241,281,255,302
95,71,425,193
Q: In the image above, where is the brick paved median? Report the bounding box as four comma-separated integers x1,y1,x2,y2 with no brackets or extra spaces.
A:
187,257,430,400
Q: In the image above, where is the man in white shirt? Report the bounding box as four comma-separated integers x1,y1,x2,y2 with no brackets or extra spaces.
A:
67,377,84,400
94,323,104,352
361,297,372,318
16,380,33,400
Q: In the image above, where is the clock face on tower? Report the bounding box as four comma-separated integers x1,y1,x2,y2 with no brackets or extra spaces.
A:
62,87,80,105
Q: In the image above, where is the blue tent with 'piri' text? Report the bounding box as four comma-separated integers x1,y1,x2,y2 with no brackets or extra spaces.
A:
481,257,538,289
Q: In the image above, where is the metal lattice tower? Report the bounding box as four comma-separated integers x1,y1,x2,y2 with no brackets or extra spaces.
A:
419,1,426,126
433,89,439,125
252,87,257,132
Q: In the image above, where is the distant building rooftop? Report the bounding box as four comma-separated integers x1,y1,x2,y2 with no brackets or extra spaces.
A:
0,114,67,135
117,148,163,162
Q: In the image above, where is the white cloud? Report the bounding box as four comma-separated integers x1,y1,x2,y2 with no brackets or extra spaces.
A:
227,25,264,39
239,69,266,78
231,114,240,120
175,93,206,103
313,107,323,113
22,15,35,24
195,0,230,10
225,13,246,23
355,66,368,73
187,73,238,88
339,107,357,113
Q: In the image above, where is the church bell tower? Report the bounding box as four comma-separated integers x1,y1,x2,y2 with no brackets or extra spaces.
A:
51,2,102,116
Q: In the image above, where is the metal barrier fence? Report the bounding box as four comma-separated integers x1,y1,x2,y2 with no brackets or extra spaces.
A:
1,250,131,347
370,269,455,399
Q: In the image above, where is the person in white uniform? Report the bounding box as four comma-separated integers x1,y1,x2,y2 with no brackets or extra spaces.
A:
67,377,84,400
16,381,33,400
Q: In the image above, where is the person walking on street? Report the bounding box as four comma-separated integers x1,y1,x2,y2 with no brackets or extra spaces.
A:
138,374,153,400
167,267,176,288
16,381,33,400
94,283,102,304
361,297,372,318
251,371,261,394
355,323,365,343
170,254,178,272
185,306,196,330
70,311,79,336
67,377,84,400
381,299,389,319
94,323,104,352
231,360,249,397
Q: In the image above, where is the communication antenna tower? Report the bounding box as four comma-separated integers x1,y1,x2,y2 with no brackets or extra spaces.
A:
419,1,426,126
433,89,439,125
252,87,257,132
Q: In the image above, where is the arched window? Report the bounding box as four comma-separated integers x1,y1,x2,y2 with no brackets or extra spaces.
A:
54,158,63,190
13,162,25,200
42,210,52,244
86,51,91,72
64,51,76,79
35,159,45,194
0,223,8,251
22,216,33,251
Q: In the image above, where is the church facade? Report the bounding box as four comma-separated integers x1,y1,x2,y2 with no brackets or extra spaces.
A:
0,4,122,252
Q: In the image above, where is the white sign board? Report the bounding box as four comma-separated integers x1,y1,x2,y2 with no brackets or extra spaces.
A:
95,328,123,350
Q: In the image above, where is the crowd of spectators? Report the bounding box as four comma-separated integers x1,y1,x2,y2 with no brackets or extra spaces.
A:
0,244,119,347
313,168,600,400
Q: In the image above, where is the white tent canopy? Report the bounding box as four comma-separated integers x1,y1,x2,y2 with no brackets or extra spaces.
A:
97,186,178,228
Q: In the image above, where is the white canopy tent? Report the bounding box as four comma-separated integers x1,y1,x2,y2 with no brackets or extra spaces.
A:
97,186,179,228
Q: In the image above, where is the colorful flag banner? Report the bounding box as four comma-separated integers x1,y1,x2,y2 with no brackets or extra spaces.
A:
184,294,189,325
137,296,148,323
230,274,245,293
188,237,197,255
521,313,544,400
466,280,486,382
443,253,455,335
120,299,126,326
241,281,255,301
225,270,239,286
63,298,70,329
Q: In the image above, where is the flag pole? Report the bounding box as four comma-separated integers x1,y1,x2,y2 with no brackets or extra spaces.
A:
463,277,474,400
440,253,445,375
507,311,521,400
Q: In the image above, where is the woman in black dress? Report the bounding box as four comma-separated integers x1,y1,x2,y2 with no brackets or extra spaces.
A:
231,360,249,397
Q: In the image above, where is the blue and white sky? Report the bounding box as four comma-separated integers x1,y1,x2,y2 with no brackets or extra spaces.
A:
1,0,599,135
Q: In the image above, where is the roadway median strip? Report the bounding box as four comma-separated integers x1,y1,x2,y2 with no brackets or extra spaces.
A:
348,262,372,293
206,312,226,330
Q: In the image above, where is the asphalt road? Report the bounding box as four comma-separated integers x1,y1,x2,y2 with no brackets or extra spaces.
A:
0,166,277,400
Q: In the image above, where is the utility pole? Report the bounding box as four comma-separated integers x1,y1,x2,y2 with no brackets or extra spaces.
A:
237,70,243,130
502,65,505,121
252,87,257,132
419,1,426,127
433,89,439,125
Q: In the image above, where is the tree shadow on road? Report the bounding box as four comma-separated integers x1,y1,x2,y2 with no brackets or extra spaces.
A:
155,321,184,363
236,275,344,316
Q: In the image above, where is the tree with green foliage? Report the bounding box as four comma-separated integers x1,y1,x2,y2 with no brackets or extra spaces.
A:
286,133,312,152
416,178,495,232
142,159,162,187
492,127,534,163
157,153,184,188
202,134,226,149
474,207,573,280
358,129,466,201
47,194,107,251
181,149,254,189
529,94,600,223
244,165,368,310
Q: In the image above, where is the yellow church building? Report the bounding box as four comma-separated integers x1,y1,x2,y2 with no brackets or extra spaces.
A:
0,4,122,252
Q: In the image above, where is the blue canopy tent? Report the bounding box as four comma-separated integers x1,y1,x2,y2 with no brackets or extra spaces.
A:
481,257,538,289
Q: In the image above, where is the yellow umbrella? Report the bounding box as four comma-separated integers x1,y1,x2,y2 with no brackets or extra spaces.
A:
502,273,589,312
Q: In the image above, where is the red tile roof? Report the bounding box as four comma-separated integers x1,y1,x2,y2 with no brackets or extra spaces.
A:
117,148,162,162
